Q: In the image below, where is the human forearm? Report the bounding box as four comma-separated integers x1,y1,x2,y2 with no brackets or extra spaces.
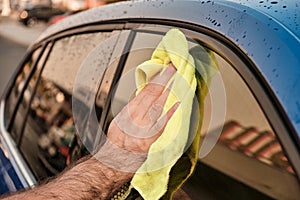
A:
1,64,178,200
3,142,145,200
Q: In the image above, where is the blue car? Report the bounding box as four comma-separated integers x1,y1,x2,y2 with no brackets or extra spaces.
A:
0,0,299,199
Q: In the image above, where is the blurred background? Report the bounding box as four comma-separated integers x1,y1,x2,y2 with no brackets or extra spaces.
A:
0,0,125,97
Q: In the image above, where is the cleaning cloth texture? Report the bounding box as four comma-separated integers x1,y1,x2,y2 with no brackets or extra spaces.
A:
131,28,218,200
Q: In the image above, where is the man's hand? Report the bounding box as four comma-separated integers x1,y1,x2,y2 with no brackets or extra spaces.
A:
107,63,179,153
95,63,179,173
1,64,179,200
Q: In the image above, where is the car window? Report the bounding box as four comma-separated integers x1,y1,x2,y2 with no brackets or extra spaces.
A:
108,25,300,199
5,47,43,140
5,30,122,181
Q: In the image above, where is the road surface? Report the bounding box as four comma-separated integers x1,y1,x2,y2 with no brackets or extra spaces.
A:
0,36,26,97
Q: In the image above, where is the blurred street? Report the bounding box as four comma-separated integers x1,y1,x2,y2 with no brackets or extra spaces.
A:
0,35,25,97
0,16,45,97
0,0,115,97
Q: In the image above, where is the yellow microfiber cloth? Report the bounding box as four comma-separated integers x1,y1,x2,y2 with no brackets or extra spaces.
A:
130,28,218,200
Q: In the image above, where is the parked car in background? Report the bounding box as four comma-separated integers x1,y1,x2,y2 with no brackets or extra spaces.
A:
1,0,300,199
18,4,65,26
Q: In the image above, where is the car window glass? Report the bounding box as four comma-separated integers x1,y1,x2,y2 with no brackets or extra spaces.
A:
9,44,51,145
18,31,121,180
109,26,299,199
5,48,42,128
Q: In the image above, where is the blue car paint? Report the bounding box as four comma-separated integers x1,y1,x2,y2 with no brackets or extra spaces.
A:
219,0,300,138
228,0,300,39
2,0,300,195
0,147,23,194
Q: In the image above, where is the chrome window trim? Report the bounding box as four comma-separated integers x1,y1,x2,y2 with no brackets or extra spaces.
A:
0,101,36,188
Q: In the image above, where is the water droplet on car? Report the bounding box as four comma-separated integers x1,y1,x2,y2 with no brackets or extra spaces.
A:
270,1,278,4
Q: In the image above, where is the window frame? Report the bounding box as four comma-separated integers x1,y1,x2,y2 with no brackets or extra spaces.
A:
0,43,50,188
16,42,55,148
5,45,46,131
8,43,54,147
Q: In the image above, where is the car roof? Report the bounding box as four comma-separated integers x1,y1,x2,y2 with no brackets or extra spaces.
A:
36,0,300,140
37,0,300,41
227,0,300,40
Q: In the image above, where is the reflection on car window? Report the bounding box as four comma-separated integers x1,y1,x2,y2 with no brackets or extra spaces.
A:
109,26,299,199
193,53,299,199
11,31,120,180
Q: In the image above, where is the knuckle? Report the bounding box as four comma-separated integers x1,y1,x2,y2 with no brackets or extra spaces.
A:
144,84,163,95
149,104,163,121
151,104,163,113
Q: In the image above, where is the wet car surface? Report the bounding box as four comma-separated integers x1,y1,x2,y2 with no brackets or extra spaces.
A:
1,0,299,199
